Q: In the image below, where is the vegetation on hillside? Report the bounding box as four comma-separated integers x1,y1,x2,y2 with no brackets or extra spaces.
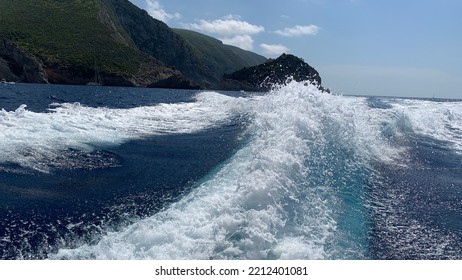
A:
1,0,318,90
0,0,186,86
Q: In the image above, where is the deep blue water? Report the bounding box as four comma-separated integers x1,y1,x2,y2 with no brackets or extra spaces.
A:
1,82,462,259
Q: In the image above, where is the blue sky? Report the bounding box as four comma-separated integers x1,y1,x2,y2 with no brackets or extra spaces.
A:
129,0,462,98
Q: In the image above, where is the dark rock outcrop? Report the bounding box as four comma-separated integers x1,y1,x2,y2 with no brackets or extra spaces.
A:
220,53,328,92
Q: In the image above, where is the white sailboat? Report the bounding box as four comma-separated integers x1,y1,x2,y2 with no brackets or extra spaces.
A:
87,61,102,86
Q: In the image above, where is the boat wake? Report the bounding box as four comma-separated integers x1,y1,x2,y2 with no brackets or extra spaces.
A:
1,82,461,259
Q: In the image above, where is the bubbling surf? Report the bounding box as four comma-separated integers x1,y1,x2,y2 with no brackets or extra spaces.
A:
0,92,245,173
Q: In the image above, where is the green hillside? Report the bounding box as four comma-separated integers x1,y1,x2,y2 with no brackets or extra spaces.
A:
173,29,267,84
0,0,268,88
1,0,127,70
0,0,186,86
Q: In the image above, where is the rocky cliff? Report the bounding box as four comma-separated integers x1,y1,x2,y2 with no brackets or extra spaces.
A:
0,37,47,83
103,0,266,87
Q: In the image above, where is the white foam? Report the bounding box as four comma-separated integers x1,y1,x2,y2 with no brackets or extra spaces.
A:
0,92,245,172
53,82,404,259
391,99,462,153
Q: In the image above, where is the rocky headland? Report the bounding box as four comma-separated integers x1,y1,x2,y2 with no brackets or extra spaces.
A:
0,0,325,91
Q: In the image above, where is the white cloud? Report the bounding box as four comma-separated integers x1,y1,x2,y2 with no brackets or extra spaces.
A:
260,43,289,56
185,15,264,50
186,15,265,36
275,25,320,37
222,35,254,51
146,0,181,23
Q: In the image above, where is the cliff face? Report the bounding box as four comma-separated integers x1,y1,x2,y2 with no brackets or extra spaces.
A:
104,1,266,87
220,54,327,92
104,0,210,85
0,37,47,83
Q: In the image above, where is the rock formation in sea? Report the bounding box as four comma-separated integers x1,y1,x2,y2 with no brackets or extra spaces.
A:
219,53,328,92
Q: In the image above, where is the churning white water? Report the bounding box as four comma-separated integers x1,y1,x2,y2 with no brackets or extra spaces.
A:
2,82,461,259
51,82,409,259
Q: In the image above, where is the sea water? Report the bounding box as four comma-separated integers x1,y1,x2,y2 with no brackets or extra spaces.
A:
0,82,461,259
